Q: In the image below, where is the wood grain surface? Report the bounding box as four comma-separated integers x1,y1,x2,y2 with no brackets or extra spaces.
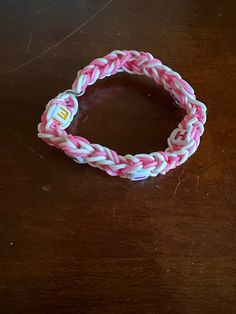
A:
0,0,235,313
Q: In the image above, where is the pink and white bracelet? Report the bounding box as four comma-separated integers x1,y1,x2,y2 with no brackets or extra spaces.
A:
38,50,207,181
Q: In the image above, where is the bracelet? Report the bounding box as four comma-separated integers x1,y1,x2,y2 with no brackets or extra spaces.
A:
38,50,207,181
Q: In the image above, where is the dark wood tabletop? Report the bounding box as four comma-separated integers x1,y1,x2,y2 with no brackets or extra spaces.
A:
0,0,235,313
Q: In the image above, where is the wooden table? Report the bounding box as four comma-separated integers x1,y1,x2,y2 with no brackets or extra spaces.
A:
0,0,235,313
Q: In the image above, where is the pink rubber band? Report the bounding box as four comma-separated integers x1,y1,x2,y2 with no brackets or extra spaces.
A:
38,50,207,181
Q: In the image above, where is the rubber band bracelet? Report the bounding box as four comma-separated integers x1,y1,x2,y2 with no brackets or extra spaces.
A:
38,50,207,181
